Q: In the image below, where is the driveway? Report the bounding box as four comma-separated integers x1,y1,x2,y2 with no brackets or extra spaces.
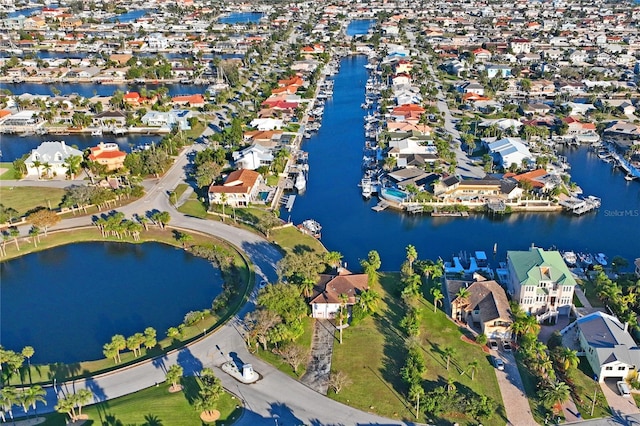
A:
600,379,639,417
491,348,538,426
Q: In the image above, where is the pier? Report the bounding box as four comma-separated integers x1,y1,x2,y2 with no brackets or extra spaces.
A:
558,195,601,215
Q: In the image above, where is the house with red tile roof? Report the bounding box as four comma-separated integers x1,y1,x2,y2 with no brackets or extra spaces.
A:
309,270,369,319
88,142,127,172
171,94,205,108
207,169,264,207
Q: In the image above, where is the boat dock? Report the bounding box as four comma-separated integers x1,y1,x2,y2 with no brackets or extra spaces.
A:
281,195,296,212
371,200,389,212
558,195,601,215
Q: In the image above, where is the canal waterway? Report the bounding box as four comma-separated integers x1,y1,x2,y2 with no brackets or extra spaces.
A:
218,12,263,24
345,19,376,36
2,82,208,98
287,54,640,271
0,242,224,364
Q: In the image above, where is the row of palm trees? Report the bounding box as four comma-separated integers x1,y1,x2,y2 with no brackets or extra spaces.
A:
103,328,157,365
0,385,46,423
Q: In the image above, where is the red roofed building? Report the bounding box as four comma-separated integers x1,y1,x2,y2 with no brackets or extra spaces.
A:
261,99,298,111
171,94,205,108
504,169,549,191
207,169,264,207
88,142,127,171
278,76,304,87
393,104,426,114
309,270,370,319
563,116,597,136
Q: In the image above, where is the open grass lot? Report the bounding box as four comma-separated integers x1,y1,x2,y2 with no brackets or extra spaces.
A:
0,162,17,180
570,358,610,419
3,227,251,385
330,273,506,425
579,280,605,308
270,224,325,255
40,377,241,425
178,197,209,219
0,186,66,216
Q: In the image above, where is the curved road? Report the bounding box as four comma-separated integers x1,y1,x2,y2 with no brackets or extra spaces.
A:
4,148,409,425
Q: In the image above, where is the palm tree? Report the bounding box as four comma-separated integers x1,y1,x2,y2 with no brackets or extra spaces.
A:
405,244,418,271
0,387,18,423
9,227,20,251
28,227,40,247
455,287,470,302
220,193,228,220
539,381,571,413
337,293,349,344
358,289,380,313
557,347,579,372
324,251,343,271
299,278,315,301
408,382,425,419
64,155,82,179
74,389,93,418
55,394,77,422
103,342,118,364
166,364,183,391
431,288,444,313
463,360,479,380
20,385,46,414
32,160,42,178
443,346,456,370
42,162,52,179
111,334,126,363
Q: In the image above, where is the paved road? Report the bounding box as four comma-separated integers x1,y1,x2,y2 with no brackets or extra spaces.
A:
491,349,538,426
7,146,412,425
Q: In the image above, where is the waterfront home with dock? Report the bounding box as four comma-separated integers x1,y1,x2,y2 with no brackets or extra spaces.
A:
24,141,83,178
207,169,264,208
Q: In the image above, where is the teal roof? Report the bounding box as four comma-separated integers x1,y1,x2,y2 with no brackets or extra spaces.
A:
508,248,577,287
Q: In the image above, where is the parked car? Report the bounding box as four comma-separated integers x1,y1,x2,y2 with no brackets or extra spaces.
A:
493,356,504,371
488,340,498,350
617,381,631,398
502,341,512,352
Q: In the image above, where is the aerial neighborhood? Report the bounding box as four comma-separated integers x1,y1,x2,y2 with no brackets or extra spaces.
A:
0,0,640,424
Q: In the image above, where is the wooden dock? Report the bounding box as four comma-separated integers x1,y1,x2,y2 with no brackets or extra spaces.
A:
283,195,296,212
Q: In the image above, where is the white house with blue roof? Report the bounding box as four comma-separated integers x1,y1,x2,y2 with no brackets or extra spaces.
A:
486,137,533,169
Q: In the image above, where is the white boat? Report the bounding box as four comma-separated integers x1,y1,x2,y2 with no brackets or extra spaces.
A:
361,178,372,198
298,219,321,238
625,174,637,181
595,253,608,266
294,172,306,192
91,128,103,136
562,251,578,267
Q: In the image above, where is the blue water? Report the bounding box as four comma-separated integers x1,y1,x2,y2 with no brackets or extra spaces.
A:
106,9,149,23
7,6,42,18
287,55,640,272
9,51,243,61
1,82,206,98
0,133,159,161
218,12,263,24
0,242,224,364
346,20,377,36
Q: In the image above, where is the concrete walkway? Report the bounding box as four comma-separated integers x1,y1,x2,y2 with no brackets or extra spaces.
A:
300,319,335,394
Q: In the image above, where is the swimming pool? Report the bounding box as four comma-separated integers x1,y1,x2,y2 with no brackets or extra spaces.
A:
381,187,407,202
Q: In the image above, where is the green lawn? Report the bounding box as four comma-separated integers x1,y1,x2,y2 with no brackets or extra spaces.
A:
271,225,325,255
579,281,604,308
569,358,610,419
0,162,17,180
330,274,506,425
573,293,584,308
178,199,209,218
0,186,66,216
41,377,242,425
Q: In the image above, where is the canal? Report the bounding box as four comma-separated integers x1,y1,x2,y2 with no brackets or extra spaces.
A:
288,55,640,271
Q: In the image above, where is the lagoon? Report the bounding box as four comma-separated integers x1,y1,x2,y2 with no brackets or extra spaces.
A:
346,20,377,36
1,82,207,98
287,55,640,272
0,242,224,364
218,12,263,24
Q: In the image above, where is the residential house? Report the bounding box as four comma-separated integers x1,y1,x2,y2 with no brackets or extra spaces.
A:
486,137,533,169
309,270,369,319
473,48,492,62
88,142,126,172
561,311,640,382
510,38,531,54
232,144,274,170
171,94,205,108
24,141,83,178
141,110,191,130
485,64,512,79
436,177,522,201
506,247,576,320
91,111,127,128
207,169,264,207
249,118,284,131
504,169,559,193
563,117,600,142
447,278,512,339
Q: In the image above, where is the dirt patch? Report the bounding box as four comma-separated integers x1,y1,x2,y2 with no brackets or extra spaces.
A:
200,410,220,423
169,384,183,393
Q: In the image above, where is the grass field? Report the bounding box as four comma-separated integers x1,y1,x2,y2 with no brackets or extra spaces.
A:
330,273,506,425
0,186,66,216
270,224,325,255
0,162,17,180
40,377,241,425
